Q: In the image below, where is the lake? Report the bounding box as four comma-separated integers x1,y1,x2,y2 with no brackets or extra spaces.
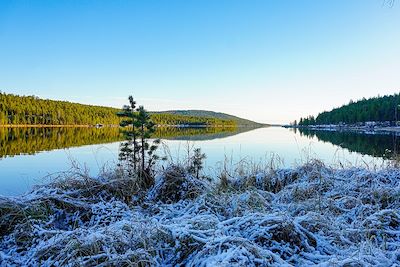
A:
0,126,398,196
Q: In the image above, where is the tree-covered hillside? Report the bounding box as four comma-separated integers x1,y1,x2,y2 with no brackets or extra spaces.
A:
154,110,264,126
0,93,237,126
299,93,400,126
150,113,236,126
0,92,120,125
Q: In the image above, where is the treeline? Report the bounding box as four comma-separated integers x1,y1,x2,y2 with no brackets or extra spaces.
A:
298,93,400,126
0,93,121,125
150,113,236,127
0,93,236,126
154,110,262,127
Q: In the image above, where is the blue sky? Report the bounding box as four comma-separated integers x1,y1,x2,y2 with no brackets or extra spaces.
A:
0,0,399,124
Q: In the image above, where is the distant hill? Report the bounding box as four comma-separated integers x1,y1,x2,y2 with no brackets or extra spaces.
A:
153,110,266,127
0,93,261,127
298,93,400,126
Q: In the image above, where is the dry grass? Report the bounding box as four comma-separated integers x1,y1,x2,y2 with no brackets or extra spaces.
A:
147,165,210,203
1,158,399,266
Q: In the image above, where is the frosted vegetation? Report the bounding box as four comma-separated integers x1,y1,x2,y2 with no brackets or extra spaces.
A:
1,154,399,266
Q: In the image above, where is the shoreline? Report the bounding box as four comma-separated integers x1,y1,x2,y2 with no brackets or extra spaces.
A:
0,124,110,128
0,124,262,128
285,125,400,134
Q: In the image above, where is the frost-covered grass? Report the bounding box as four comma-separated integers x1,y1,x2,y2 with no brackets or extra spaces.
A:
1,160,400,266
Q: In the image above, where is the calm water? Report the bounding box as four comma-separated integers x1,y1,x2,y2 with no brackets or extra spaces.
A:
0,126,398,196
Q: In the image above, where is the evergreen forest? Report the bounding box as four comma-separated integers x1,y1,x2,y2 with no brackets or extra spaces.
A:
0,93,237,127
298,93,400,126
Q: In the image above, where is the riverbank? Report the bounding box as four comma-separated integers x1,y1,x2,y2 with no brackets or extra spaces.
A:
1,160,399,266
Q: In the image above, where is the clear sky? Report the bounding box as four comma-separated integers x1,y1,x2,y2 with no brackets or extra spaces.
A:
0,0,399,124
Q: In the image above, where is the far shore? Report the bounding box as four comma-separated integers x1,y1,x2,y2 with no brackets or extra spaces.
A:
0,124,261,128
285,124,400,134
0,124,118,128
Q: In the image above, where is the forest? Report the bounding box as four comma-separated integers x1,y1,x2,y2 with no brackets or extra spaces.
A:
153,110,262,126
150,113,236,127
0,93,236,127
298,93,400,126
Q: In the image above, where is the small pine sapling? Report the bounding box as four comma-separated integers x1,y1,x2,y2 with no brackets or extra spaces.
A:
117,96,139,172
189,148,206,179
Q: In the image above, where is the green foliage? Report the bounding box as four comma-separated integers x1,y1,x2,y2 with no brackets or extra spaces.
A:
153,110,261,126
117,96,139,173
117,97,164,188
136,105,160,182
188,148,206,179
150,112,237,127
0,92,121,125
118,140,136,175
0,92,239,127
299,93,400,125
299,116,316,126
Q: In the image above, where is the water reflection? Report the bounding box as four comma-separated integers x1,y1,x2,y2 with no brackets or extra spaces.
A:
0,127,123,159
0,126,390,196
0,127,255,158
1,126,397,160
154,126,257,141
298,128,400,159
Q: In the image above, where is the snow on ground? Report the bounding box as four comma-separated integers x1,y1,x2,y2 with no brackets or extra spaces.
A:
0,161,399,266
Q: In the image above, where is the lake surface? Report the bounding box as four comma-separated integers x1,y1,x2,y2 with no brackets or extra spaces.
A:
0,126,399,196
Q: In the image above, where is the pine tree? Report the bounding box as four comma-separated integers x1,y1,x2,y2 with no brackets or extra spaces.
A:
117,98,163,187
188,148,206,179
136,106,159,185
117,96,139,171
